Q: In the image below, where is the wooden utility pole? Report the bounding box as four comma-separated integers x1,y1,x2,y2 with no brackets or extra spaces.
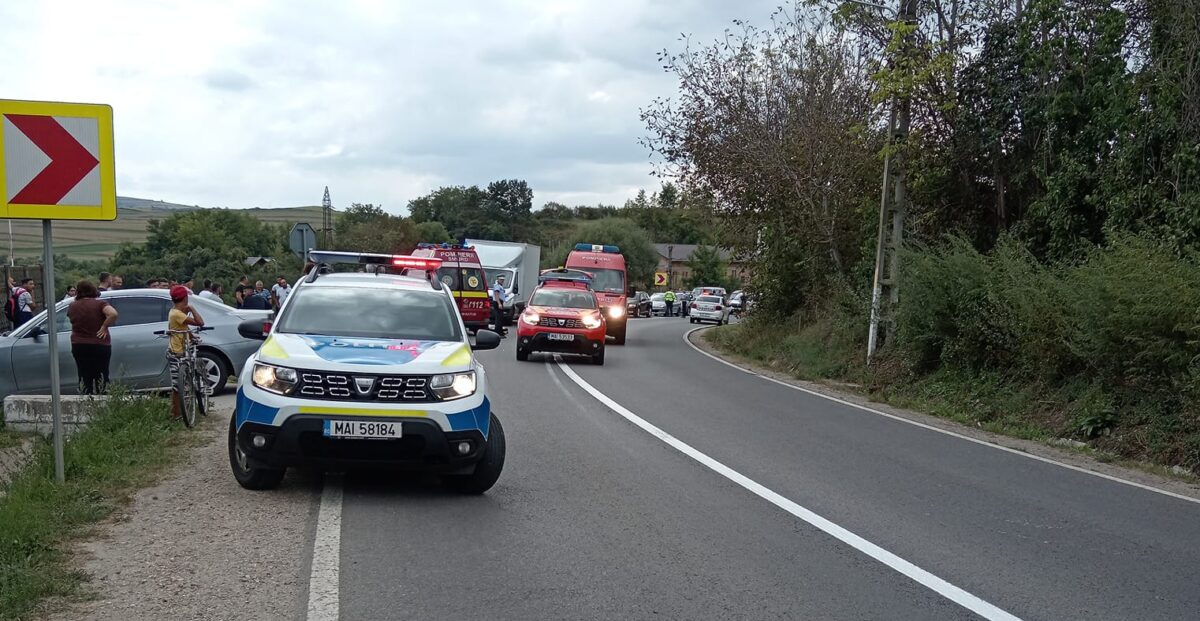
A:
867,0,918,363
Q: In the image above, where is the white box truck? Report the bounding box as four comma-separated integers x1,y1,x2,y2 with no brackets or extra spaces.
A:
466,239,541,325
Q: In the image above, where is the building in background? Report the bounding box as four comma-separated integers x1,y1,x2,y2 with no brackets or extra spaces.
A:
652,244,748,290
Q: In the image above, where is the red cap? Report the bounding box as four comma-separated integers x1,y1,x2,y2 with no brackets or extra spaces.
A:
170,285,189,301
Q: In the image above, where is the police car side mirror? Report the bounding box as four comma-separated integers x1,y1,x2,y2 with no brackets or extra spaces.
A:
237,318,271,341
472,329,502,351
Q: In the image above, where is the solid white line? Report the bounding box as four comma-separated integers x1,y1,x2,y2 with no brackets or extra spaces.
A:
306,473,343,621
682,327,1200,506
554,358,1023,621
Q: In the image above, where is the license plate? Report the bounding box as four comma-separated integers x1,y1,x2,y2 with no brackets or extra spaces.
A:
323,420,402,439
547,333,575,341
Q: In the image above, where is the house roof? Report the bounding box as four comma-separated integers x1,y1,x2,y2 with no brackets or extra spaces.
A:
653,244,736,262
244,256,274,266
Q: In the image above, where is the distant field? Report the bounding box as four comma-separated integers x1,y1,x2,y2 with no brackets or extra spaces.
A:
4,204,331,262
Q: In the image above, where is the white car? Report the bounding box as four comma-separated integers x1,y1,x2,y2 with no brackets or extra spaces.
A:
688,295,731,325
229,251,505,493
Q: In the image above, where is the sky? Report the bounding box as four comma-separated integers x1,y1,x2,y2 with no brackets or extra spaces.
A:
0,0,781,214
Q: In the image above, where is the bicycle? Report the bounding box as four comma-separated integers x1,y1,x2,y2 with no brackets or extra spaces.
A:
155,326,213,427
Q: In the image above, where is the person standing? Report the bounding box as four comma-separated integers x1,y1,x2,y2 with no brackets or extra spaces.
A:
14,278,36,327
111,275,123,290
234,275,250,308
490,275,508,337
178,276,196,295
167,286,205,420
664,289,676,317
271,277,291,311
97,272,111,292
67,280,119,395
61,285,77,302
199,282,224,303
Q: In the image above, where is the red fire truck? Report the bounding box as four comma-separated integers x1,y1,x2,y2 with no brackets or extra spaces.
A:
563,243,628,344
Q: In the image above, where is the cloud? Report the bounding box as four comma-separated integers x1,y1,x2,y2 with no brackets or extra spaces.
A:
0,0,781,213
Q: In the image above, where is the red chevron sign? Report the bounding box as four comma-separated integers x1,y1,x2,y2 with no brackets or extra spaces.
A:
0,99,115,221
5,114,100,205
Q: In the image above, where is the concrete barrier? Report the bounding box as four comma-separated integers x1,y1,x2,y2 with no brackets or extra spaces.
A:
3,395,107,437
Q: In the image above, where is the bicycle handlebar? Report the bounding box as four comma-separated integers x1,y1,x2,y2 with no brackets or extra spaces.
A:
152,326,214,336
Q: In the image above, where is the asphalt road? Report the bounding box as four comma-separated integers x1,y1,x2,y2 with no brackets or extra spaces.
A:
325,317,1200,620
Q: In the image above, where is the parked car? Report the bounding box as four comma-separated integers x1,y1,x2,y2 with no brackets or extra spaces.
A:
688,295,731,325
730,290,746,313
0,288,271,399
627,291,652,318
676,291,695,316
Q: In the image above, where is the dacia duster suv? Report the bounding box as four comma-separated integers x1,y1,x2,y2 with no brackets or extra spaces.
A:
229,251,505,494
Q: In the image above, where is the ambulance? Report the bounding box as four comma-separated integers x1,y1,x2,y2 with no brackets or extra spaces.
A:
412,243,491,331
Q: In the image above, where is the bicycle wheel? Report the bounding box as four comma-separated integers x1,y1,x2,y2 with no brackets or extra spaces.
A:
179,361,198,428
193,363,209,417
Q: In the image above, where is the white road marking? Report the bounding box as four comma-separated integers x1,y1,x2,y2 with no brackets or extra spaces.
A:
682,327,1200,506
307,473,343,621
554,357,1023,621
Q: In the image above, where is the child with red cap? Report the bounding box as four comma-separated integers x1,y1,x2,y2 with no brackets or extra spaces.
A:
167,285,205,420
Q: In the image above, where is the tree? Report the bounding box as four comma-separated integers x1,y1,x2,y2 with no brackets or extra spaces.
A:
334,203,419,255
414,220,454,244
684,245,727,289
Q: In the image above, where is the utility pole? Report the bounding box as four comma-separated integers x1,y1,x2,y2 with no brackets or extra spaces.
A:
866,0,917,364
321,186,333,249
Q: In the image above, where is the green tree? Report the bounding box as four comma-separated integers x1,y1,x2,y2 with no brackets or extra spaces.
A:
684,245,727,289
414,220,454,244
335,203,419,254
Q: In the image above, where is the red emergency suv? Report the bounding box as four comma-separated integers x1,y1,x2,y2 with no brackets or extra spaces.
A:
516,269,607,365
412,243,491,332
564,243,628,344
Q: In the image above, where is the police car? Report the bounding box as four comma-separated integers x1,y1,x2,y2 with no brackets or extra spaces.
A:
229,251,505,494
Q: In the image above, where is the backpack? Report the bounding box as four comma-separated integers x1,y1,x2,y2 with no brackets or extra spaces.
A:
4,287,25,322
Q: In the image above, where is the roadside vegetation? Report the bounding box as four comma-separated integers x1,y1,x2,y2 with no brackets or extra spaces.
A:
662,0,1200,474
0,393,192,620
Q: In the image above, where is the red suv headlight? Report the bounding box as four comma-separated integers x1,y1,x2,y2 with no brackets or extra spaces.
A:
581,311,603,329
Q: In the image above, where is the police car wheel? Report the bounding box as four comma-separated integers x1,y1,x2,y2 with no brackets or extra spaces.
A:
444,414,506,495
228,418,285,490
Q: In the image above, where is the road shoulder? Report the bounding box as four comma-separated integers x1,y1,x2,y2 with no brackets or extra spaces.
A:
688,326,1200,503
44,405,319,621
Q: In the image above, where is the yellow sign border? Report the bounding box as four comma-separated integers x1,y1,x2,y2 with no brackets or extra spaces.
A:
0,99,116,221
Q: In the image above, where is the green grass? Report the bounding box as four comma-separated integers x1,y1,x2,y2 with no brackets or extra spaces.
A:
0,392,191,620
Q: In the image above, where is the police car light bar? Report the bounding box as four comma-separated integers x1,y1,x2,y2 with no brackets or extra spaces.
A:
573,243,620,254
392,256,443,270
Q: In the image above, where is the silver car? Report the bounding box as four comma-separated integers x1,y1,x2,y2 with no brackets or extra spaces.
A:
0,288,270,398
688,295,730,325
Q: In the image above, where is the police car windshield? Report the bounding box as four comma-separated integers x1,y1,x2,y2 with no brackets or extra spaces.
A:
586,268,624,293
276,286,462,341
531,289,596,309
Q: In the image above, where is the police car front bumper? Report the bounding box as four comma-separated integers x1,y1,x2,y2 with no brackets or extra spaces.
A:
236,416,486,472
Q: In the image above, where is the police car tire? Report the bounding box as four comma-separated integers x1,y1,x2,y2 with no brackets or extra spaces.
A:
445,414,505,495
228,418,285,490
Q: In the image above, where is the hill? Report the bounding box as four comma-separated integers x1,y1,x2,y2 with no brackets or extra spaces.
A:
3,199,331,262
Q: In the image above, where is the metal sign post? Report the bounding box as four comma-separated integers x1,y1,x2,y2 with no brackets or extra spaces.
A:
42,220,64,482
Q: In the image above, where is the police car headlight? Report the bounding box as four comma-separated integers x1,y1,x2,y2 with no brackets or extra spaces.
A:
431,371,476,401
252,363,297,395
607,306,625,319
582,311,603,329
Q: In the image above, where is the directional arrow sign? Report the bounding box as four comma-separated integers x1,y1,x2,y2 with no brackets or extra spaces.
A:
654,272,669,287
0,100,116,220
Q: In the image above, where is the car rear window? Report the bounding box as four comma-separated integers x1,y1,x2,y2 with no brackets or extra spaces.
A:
436,267,487,291
698,296,722,303
276,286,462,341
531,289,596,309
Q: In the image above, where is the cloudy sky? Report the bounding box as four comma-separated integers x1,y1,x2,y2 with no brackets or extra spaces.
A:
1,0,780,214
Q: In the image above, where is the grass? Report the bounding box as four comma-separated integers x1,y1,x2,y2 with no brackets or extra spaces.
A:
0,391,193,620
703,318,1200,477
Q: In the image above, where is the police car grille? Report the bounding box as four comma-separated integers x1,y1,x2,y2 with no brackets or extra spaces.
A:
297,371,433,402
538,317,582,328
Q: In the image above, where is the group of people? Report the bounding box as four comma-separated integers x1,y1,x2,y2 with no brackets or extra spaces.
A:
232,275,291,310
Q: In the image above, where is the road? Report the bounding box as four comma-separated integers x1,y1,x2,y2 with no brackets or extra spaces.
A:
268,316,1200,621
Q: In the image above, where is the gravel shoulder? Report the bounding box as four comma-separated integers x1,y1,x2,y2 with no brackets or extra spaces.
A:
45,396,319,621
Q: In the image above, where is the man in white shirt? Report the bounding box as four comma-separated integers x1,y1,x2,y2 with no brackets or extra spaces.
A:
271,277,291,310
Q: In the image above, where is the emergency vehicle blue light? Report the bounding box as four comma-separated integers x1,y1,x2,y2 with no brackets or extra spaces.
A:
573,243,621,254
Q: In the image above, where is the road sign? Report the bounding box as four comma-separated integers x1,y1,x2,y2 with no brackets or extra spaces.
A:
289,222,317,257
0,100,116,221
654,272,668,287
